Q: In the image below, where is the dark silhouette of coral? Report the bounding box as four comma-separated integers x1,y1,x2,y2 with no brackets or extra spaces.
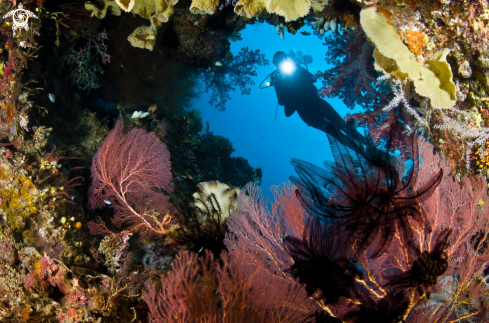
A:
170,195,229,257
203,47,270,111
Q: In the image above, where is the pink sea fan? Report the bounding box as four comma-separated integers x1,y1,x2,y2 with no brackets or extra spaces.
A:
88,120,173,238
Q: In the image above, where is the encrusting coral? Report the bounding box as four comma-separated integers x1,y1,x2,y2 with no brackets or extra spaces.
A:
360,8,456,110
127,25,158,51
85,0,121,19
115,0,135,12
190,0,220,15
262,0,311,22
234,0,265,18
86,0,178,50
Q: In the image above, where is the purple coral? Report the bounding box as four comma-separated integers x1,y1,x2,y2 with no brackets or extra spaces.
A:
203,47,270,111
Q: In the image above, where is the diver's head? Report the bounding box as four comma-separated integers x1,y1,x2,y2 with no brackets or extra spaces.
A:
273,51,297,76
273,51,287,67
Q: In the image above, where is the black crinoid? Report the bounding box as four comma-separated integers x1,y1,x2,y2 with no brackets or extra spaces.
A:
345,290,410,323
290,125,443,259
170,181,240,257
383,228,452,298
284,217,363,305
169,197,229,257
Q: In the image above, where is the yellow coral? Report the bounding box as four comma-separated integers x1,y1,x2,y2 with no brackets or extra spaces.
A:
262,0,310,22
0,166,39,230
85,0,121,19
127,26,158,51
190,0,220,15
132,0,167,18
115,0,135,12
361,8,456,109
234,0,265,17
88,0,176,51
310,0,328,12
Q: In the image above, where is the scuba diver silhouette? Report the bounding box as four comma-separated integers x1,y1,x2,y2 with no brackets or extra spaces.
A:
261,51,394,170
261,50,370,152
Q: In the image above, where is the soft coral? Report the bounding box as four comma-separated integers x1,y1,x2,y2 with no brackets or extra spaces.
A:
316,30,390,110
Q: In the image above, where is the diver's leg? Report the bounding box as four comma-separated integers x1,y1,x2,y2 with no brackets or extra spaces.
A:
298,97,369,147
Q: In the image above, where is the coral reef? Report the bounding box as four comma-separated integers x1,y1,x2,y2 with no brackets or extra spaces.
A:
7,0,489,321
316,29,388,110
361,8,456,110
325,1,489,175
64,30,111,92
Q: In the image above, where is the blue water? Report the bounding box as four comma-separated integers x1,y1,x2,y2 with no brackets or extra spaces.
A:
197,23,362,197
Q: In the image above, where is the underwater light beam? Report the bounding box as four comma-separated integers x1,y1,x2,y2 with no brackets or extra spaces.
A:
279,58,296,76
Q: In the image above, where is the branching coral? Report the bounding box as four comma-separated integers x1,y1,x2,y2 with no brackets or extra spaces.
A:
316,29,389,110
202,47,269,111
87,121,174,238
64,45,102,92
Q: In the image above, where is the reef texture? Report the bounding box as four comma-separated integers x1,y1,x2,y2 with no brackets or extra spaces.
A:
3,0,489,322
316,0,489,176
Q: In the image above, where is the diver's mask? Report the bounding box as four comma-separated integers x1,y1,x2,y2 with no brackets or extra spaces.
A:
278,57,297,76
259,56,305,89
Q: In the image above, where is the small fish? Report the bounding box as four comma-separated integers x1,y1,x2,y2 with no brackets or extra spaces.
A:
300,31,311,36
48,93,55,103
215,61,223,67
104,199,112,205
198,247,203,253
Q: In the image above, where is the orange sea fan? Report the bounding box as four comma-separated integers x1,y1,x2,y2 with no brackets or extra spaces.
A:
403,28,427,56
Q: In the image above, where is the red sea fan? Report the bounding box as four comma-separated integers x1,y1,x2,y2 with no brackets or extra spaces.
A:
88,120,173,238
